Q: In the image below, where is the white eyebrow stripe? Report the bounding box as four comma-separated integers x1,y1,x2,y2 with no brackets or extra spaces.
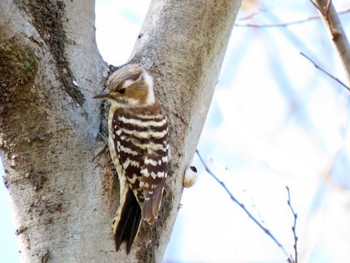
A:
122,79,134,87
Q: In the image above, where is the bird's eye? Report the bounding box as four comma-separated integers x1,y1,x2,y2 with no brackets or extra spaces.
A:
118,88,126,94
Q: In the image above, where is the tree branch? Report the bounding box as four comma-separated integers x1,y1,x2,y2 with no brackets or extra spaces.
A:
236,8,350,28
300,51,350,91
196,150,294,262
286,186,298,263
310,0,350,84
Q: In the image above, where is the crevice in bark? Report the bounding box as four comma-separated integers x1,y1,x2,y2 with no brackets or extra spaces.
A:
16,0,85,106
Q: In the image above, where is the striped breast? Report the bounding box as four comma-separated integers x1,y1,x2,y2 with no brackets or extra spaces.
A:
111,103,169,223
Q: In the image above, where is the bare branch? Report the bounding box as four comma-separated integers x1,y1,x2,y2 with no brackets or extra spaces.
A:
310,0,350,84
286,186,298,263
196,150,293,262
235,8,350,28
300,51,350,91
238,9,264,21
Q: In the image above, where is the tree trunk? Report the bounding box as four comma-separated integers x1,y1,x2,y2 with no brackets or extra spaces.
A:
0,0,241,262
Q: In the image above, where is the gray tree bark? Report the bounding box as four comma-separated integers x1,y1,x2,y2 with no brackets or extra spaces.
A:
0,0,241,262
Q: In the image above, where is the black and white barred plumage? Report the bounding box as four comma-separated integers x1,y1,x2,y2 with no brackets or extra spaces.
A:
94,64,169,253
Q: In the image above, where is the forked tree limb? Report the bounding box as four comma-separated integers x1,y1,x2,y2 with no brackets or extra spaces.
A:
311,0,350,84
0,0,241,262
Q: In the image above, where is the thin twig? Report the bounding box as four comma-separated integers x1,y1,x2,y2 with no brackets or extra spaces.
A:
196,150,293,262
300,51,350,91
235,8,350,28
238,10,264,21
286,186,298,263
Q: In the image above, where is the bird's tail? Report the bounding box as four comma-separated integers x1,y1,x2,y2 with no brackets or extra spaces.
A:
112,189,142,254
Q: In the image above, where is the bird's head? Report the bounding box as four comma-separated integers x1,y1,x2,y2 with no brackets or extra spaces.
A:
94,64,155,107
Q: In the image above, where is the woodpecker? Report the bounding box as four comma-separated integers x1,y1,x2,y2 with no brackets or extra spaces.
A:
94,64,169,253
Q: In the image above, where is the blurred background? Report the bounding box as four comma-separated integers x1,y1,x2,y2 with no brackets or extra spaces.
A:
1,0,350,262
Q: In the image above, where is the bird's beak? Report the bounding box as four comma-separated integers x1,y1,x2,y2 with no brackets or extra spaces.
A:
93,93,109,99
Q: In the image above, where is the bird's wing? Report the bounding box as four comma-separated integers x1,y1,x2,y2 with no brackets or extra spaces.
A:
140,142,169,224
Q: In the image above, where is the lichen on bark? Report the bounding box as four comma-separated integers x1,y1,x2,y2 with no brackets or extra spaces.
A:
0,35,38,88
16,0,85,105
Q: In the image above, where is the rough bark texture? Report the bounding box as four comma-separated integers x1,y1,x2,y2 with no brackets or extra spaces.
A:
0,0,109,262
129,1,241,261
0,0,241,262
